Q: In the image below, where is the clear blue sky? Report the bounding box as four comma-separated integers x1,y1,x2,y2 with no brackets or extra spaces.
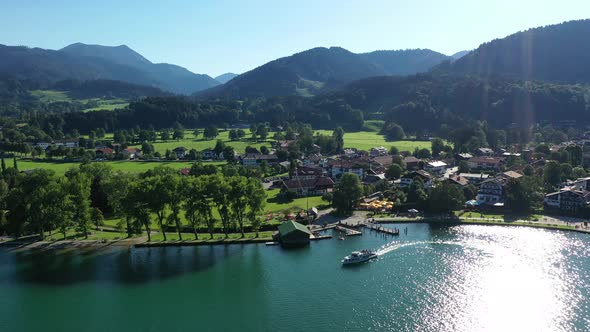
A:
0,0,588,77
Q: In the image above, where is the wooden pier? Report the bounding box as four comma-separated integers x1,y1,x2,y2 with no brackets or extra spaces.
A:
363,223,400,235
335,225,362,236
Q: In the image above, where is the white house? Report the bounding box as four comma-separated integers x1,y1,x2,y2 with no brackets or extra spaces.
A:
424,161,447,176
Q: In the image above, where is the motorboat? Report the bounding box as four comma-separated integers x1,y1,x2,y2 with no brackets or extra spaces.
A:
341,250,377,265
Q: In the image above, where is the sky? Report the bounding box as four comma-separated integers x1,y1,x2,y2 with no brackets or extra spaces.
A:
0,0,589,77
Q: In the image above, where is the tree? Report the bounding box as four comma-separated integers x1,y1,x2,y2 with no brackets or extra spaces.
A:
385,164,403,180
389,146,399,155
407,177,428,208
260,146,269,154
332,173,363,216
256,125,268,141
166,175,184,240
229,129,239,141
415,148,431,159
214,139,226,156
246,178,266,237
173,129,184,140
1,157,5,173
210,174,232,238
184,176,214,240
104,171,136,237
463,184,478,201
382,122,405,140
192,129,201,139
428,182,465,212
505,176,543,213
458,160,470,173
431,138,445,157
160,129,171,141
543,160,562,188
332,127,344,153
322,192,333,204
65,169,92,239
204,126,219,140
228,176,249,237
91,207,104,228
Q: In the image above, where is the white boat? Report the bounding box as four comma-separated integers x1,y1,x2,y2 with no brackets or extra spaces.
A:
341,250,377,265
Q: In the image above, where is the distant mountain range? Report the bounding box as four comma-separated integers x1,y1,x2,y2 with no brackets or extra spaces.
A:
214,73,238,84
197,47,451,99
441,19,590,84
0,43,220,94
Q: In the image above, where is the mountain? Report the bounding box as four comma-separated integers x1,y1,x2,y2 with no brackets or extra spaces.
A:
0,43,219,95
60,43,220,94
197,47,450,99
451,50,469,60
214,73,238,84
442,19,590,84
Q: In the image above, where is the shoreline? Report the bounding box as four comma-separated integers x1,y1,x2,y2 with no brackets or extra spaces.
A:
2,218,590,250
373,217,590,234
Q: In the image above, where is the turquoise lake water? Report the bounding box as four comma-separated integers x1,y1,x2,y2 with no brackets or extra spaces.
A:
1,224,589,331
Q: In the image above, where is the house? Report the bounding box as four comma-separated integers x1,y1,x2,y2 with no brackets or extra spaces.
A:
273,221,312,247
33,142,51,150
241,153,279,167
475,178,505,205
364,170,387,183
500,171,523,181
476,147,494,156
292,166,324,180
54,140,79,148
446,175,469,187
121,147,141,160
201,148,217,160
173,147,187,159
281,176,335,197
424,161,447,176
561,177,590,191
455,153,473,160
459,173,490,185
95,148,114,158
303,153,324,167
400,170,432,188
403,156,421,170
370,146,388,157
179,168,191,176
544,188,590,213
372,155,393,169
467,156,505,172
329,160,366,179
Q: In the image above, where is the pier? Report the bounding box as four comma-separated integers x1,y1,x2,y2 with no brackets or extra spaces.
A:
363,223,400,236
335,225,362,236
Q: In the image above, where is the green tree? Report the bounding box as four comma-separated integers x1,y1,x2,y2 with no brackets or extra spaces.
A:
256,125,268,141
332,127,344,153
543,160,562,188
211,174,232,237
173,129,184,140
382,122,405,140
166,175,184,240
204,126,219,140
428,182,465,212
65,169,92,239
160,129,171,141
385,164,403,180
332,173,363,216
505,176,543,213
246,178,266,237
431,138,445,157
91,207,104,228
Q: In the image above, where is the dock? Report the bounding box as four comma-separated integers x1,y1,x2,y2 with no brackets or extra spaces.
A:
363,223,400,236
310,234,333,241
335,225,362,236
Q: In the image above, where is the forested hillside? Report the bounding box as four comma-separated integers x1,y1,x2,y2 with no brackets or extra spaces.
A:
198,47,449,99
440,19,590,84
0,43,219,94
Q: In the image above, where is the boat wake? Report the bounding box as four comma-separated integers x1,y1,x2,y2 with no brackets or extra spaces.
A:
375,240,464,256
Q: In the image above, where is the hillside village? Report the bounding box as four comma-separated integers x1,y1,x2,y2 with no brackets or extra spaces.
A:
20,126,590,220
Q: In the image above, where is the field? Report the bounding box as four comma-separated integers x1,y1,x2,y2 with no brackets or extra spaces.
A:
30,90,128,112
131,130,270,154
314,130,432,152
17,160,220,175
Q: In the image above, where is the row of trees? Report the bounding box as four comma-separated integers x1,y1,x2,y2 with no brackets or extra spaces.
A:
0,164,267,241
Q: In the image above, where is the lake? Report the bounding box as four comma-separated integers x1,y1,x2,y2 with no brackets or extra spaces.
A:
1,224,589,331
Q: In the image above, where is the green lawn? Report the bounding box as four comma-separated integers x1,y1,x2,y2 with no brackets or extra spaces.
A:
81,101,129,112
30,90,71,103
264,189,325,213
130,130,272,155
18,160,222,175
314,130,432,152
45,229,133,241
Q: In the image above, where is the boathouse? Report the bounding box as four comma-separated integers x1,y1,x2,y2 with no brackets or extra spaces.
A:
275,221,312,247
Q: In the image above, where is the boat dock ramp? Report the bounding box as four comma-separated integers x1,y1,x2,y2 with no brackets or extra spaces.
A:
335,225,362,236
